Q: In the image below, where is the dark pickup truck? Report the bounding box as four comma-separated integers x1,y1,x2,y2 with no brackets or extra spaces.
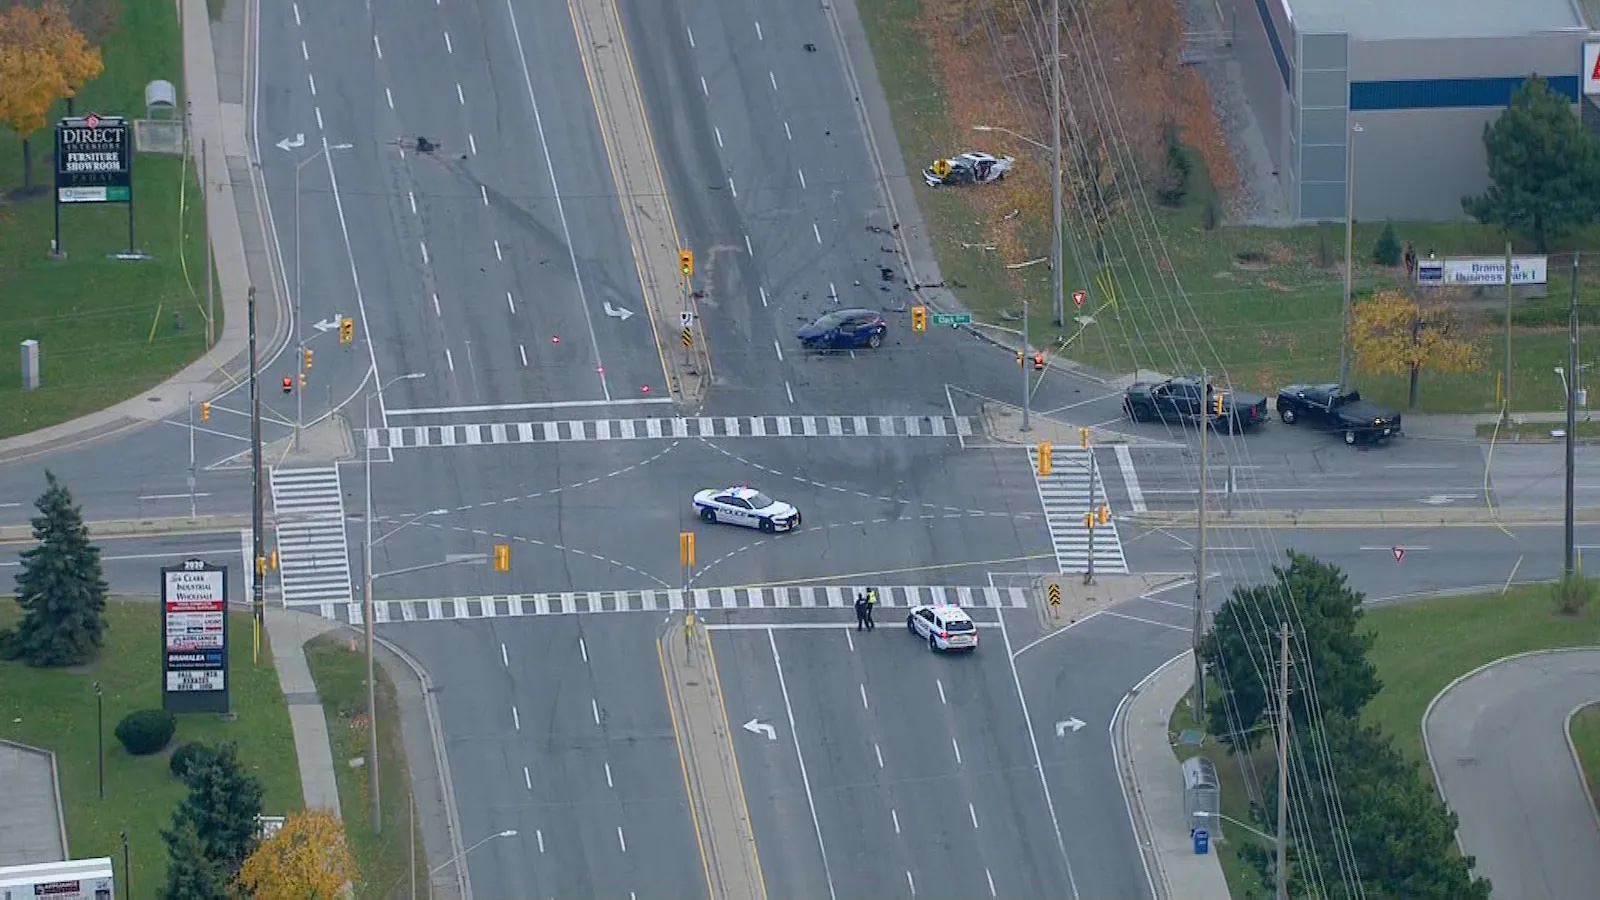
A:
1124,376,1269,432
1275,383,1402,446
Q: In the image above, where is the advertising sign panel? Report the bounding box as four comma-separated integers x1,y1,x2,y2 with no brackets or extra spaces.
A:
161,559,230,714
54,115,131,204
0,858,115,900
1415,256,1548,287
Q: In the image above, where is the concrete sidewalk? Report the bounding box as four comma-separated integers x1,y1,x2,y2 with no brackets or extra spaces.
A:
1114,651,1232,900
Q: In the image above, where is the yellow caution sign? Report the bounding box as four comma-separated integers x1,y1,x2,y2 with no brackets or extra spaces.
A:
1047,582,1062,607
681,327,693,350
931,158,952,179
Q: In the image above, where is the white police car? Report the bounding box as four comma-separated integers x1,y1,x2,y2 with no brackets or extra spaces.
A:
693,486,802,533
907,604,979,652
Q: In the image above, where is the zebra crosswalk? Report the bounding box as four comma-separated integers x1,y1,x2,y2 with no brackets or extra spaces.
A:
268,466,355,613
362,414,976,449
342,583,1030,625
1029,446,1130,575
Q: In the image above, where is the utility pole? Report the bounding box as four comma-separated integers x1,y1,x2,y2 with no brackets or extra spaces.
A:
1275,624,1292,900
1566,252,1580,576
1193,368,1210,713
1021,299,1032,432
364,390,382,836
187,391,197,521
1503,241,1513,418
1338,124,1361,391
1049,0,1065,326
248,287,265,630
203,138,214,349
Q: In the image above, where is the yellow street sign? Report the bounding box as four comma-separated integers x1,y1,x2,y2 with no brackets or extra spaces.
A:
681,327,693,350
493,543,510,572
679,531,696,568
931,158,951,178
1047,583,1062,606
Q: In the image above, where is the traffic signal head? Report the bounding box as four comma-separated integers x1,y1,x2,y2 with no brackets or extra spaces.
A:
911,306,927,332
304,348,313,370
1079,426,1090,449
339,317,355,345
678,249,694,278
493,543,510,572
281,376,293,393
1037,441,1052,476
1097,505,1110,526
1212,393,1225,416
200,402,210,422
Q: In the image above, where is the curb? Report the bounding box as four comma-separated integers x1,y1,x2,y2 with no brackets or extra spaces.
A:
1111,649,1190,900
1127,507,1600,528
1566,702,1600,836
0,515,252,543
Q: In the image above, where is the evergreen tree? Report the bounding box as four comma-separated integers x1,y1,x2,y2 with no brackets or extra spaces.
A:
11,470,108,666
161,820,232,900
1372,222,1401,266
166,742,265,878
1464,74,1600,251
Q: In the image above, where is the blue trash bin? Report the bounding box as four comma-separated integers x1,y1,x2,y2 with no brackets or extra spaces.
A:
1193,828,1210,855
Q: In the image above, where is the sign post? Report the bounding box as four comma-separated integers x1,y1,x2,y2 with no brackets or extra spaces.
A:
53,114,137,258
161,559,231,715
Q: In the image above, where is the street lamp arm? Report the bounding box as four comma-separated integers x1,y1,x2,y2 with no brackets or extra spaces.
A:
428,830,518,877
371,556,486,582
972,124,1049,153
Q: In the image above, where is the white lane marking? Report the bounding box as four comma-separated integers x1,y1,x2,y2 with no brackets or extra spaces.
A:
744,234,753,256
874,742,883,768
969,802,979,829
937,679,946,705
469,133,477,155
536,829,545,852
729,178,738,199
798,169,807,190
891,808,900,834
591,697,600,725
859,683,869,711
519,344,529,367
686,25,696,48
302,39,309,60
507,292,516,315
784,121,792,141
906,872,916,896
580,637,589,662
604,762,613,787
432,293,442,317
701,75,708,96
318,136,384,405
769,71,778,91
1114,444,1147,514
292,2,300,26
773,340,784,363
755,21,763,40
512,706,521,730
386,87,394,109
785,381,795,405
420,241,429,266
952,737,962,765
769,629,839,900
315,107,323,130
137,493,213,501
501,643,509,667
523,766,532,789
812,223,822,244
616,827,627,853
507,0,612,400
494,239,503,261
308,72,317,96
0,548,235,568
715,126,724,149
998,614,1082,899
408,191,417,215
846,629,854,652
758,286,768,307
456,83,465,104
0,502,17,508
986,868,997,897
372,35,381,59
444,30,453,54
445,348,455,372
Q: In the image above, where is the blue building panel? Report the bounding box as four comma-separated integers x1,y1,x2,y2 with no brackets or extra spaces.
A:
1350,75,1579,111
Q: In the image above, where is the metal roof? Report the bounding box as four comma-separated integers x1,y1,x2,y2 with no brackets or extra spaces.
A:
1288,0,1586,40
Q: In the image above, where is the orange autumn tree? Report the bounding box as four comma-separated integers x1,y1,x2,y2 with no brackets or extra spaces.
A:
234,810,355,899
0,0,103,190
1352,289,1483,408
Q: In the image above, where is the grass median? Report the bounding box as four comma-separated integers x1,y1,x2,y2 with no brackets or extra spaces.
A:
0,599,300,899
1569,704,1600,818
0,0,215,440
853,0,1600,414
303,633,428,898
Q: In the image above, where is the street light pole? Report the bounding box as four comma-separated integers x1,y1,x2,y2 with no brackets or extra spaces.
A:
94,682,104,800
1566,252,1580,577
1050,0,1065,326
429,829,518,879
1339,122,1362,391
1021,299,1032,432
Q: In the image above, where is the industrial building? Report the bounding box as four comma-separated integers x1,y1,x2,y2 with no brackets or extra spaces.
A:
1219,0,1593,221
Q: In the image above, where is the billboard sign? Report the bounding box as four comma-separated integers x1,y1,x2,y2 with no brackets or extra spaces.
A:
161,559,230,714
1416,256,1548,287
0,858,114,900
54,114,131,204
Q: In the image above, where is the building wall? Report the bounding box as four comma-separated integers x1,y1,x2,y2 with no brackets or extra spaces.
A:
1294,32,1349,220
1223,0,1295,201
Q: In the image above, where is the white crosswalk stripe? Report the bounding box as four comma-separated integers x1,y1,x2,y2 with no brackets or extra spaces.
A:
1028,446,1130,576
362,414,976,449
269,466,354,618
342,584,1030,624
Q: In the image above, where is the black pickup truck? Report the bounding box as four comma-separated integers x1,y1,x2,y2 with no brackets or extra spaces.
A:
1124,375,1269,432
1275,383,1402,446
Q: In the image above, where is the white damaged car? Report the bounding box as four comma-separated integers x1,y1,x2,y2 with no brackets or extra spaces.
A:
923,151,1013,187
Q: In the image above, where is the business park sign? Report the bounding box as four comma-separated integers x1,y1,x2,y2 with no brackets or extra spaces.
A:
1415,256,1548,287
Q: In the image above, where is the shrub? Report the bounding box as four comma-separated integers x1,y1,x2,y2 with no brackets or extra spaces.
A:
1156,120,1192,207
115,709,176,756
170,740,217,782
1372,222,1401,266
1201,194,1220,231
0,626,17,661
1554,571,1594,616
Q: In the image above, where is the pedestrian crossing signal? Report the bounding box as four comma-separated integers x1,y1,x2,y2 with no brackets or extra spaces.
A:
678,249,694,278
339,317,355,345
281,376,293,393
493,544,510,572
911,306,927,332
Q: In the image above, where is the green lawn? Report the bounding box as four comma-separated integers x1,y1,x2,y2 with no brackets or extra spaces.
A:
0,600,301,899
0,0,216,440
1570,704,1600,818
1169,696,1275,899
853,0,1600,414
303,634,427,899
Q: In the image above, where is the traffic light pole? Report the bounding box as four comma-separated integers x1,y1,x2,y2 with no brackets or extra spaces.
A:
1021,299,1032,432
363,386,382,836
1193,368,1210,715
186,391,197,521
249,287,265,628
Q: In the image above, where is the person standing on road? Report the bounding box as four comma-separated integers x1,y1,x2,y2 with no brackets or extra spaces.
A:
864,588,878,630
855,593,869,631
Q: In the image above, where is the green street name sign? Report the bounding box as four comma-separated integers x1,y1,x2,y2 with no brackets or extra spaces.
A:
931,313,972,326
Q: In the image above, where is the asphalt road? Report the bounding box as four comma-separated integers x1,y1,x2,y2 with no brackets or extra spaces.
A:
1425,651,1600,899
0,532,248,597
387,614,707,899
710,615,1076,899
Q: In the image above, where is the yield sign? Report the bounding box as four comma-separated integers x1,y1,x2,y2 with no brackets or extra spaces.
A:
1392,547,1405,563
85,113,100,128
1071,290,1087,309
